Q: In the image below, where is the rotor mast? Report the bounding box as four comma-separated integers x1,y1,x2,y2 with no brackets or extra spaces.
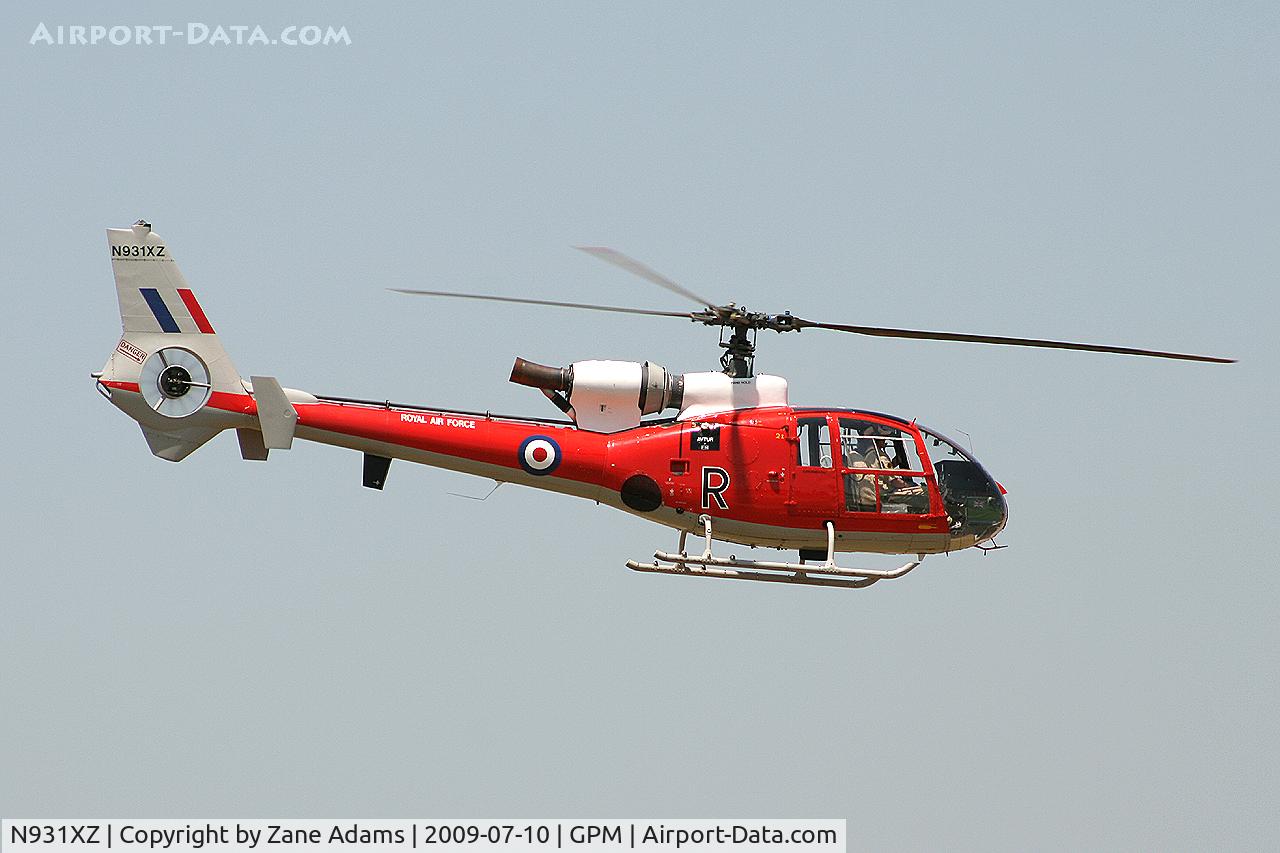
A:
689,305,807,377
721,324,754,377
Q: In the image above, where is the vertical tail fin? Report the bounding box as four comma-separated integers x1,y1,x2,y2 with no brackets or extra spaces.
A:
98,221,247,461
103,220,242,393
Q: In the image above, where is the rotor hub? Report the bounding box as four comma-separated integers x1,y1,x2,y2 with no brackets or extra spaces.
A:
159,364,194,398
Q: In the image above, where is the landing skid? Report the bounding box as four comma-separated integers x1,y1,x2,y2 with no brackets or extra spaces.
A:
626,515,924,589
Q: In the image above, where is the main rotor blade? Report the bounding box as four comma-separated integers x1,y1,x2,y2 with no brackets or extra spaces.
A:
798,319,1235,363
573,246,717,308
390,288,692,319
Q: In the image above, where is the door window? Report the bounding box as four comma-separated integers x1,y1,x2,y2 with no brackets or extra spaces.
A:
837,418,930,513
796,417,832,468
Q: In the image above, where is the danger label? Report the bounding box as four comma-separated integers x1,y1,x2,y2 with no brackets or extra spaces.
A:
116,339,147,364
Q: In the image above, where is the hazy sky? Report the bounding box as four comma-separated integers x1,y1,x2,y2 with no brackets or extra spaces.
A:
3,2,1277,849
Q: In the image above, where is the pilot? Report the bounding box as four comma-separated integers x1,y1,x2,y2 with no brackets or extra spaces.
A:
859,424,900,469
864,441,893,470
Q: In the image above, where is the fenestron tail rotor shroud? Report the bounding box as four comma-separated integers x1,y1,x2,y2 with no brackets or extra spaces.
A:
138,347,213,418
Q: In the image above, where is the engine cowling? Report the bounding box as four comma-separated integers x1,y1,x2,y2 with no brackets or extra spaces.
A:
510,357,789,432
511,358,682,432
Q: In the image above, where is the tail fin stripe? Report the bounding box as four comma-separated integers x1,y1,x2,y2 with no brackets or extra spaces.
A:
177,288,216,334
139,287,181,333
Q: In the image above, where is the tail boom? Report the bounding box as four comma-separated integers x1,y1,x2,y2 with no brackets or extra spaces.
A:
95,221,611,498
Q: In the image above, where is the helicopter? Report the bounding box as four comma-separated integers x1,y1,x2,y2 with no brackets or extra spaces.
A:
94,222,1234,589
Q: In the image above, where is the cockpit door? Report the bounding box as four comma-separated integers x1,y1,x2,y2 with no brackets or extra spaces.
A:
787,415,839,516
835,417,936,518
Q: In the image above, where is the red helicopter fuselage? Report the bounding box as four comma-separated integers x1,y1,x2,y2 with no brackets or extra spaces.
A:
298,396,1007,555
101,373,1007,557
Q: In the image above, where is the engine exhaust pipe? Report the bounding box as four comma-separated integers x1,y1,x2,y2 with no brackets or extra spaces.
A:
510,357,571,392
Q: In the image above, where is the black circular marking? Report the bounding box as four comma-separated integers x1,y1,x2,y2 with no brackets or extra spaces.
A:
159,365,193,398
620,474,662,512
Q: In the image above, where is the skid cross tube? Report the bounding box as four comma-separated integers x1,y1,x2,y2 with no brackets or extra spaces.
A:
626,515,924,589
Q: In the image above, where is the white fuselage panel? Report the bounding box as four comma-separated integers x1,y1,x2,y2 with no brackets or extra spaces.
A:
677,372,789,420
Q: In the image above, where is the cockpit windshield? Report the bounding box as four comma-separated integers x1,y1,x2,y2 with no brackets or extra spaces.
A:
919,426,1007,543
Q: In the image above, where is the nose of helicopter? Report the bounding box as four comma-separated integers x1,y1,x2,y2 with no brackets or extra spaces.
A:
986,478,1009,541
974,466,1008,543
919,426,1008,546
961,476,1007,546
935,455,1008,545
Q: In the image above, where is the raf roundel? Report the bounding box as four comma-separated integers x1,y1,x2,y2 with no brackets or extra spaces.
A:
518,435,562,476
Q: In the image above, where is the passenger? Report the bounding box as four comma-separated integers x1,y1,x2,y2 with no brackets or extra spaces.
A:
842,439,866,468
848,459,877,511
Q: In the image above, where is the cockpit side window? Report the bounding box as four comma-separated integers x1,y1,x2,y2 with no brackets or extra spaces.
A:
796,417,832,468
